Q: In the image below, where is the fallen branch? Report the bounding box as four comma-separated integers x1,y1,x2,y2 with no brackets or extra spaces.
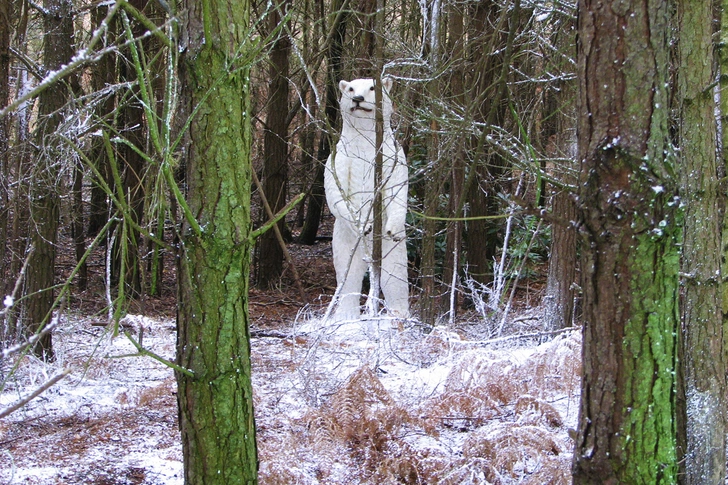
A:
450,326,578,347
250,329,299,339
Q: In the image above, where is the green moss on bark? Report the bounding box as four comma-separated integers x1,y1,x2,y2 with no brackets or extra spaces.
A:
176,0,257,482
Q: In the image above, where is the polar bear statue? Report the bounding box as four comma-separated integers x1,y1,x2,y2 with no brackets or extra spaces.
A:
324,77,409,321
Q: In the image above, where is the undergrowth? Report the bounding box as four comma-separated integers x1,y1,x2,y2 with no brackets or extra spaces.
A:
257,328,581,484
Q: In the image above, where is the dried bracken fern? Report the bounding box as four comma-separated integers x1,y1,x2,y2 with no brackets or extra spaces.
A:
463,422,569,484
257,328,581,485
519,332,581,396
326,366,394,439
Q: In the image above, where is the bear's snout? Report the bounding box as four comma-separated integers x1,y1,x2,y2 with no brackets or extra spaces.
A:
351,95,373,112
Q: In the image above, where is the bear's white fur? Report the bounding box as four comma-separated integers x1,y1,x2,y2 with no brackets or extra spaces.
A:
324,78,409,321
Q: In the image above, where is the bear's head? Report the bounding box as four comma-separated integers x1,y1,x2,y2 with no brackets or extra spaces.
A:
338,78,394,121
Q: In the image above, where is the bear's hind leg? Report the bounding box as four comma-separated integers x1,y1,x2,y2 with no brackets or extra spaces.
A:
381,234,410,318
331,221,369,321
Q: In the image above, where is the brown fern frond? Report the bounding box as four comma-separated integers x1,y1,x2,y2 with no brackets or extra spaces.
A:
326,366,394,441
520,332,582,397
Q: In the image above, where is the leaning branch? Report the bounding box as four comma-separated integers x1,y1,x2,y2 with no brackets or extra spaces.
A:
251,171,308,302
249,192,306,241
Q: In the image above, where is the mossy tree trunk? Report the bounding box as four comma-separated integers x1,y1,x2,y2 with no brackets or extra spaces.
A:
572,0,679,482
176,0,258,482
677,0,726,482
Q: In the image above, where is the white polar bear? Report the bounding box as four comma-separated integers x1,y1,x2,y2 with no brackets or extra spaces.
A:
324,77,409,321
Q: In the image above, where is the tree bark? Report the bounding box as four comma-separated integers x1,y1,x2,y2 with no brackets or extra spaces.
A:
543,187,577,330
442,3,465,318
86,1,117,240
465,0,513,285
677,0,726,481
540,17,578,331
87,4,116,239
176,0,258,481
572,0,679,482
72,159,87,291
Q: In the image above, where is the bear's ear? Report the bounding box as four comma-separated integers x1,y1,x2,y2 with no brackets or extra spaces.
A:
382,76,393,93
339,80,350,93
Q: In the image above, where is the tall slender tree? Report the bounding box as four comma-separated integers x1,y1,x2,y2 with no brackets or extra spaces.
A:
677,0,726,481
176,0,258,481
258,0,292,288
571,0,679,482
24,0,78,359
465,0,515,285
87,3,116,239
0,0,10,278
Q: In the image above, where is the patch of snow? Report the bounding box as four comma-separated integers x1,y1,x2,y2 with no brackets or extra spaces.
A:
2,310,581,485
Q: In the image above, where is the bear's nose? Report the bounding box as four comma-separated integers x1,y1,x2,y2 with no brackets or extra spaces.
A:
352,95,365,103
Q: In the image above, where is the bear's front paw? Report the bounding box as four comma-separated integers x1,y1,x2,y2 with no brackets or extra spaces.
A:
384,226,403,241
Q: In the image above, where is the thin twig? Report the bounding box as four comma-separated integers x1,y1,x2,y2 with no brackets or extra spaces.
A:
109,331,194,377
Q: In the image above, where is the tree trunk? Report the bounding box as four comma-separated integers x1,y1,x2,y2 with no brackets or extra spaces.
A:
442,3,465,319
572,0,679,482
87,3,116,239
72,160,87,290
539,14,578,331
465,0,512,286
257,0,291,288
5,2,31,333
719,0,728,461
176,0,258,481
144,0,168,298
0,0,9,277
419,0,446,326
677,0,726,481
24,0,78,360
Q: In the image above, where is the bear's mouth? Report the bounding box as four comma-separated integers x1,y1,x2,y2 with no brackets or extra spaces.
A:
352,103,373,112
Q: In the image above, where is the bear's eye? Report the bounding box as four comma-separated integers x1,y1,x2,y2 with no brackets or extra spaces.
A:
370,86,375,91
348,87,354,92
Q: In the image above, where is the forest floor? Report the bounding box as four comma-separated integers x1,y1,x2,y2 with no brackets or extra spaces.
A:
0,236,580,485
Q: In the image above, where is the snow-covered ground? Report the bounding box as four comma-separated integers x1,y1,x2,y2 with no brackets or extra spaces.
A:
0,312,580,484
